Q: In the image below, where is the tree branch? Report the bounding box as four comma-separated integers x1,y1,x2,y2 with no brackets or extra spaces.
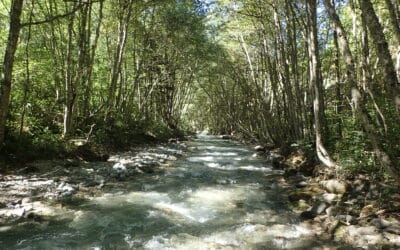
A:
21,2,86,27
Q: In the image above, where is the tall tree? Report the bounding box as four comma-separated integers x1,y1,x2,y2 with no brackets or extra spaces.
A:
0,0,24,147
307,0,336,168
359,0,400,112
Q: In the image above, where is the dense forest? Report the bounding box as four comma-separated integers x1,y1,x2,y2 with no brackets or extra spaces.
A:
1,0,400,178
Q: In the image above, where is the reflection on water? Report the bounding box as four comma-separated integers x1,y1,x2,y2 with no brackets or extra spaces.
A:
1,134,334,249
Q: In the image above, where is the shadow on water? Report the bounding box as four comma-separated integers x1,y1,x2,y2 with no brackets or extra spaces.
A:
0,135,358,249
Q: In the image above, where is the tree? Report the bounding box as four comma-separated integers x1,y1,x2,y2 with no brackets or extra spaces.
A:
307,0,337,168
0,0,24,147
359,0,400,112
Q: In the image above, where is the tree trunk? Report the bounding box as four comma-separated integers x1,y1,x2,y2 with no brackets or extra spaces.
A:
307,0,337,168
323,0,400,179
106,0,133,118
83,0,103,118
332,3,342,138
359,0,400,112
385,0,400,82
63,3,77,137
0,0,24,147
20,2,34,135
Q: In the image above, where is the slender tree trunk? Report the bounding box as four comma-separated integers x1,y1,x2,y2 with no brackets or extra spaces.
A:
332,3,342,138
75,1,89,123
307,0,337,168
63,3,77,137
106,0,133,118
83,0,103,118
0,0,24,147
20,2,34,135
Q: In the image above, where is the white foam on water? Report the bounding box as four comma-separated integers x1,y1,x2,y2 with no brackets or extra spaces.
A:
91,191,171,208
195,146,250,152
187,156,216,162
144,235,171,249
154,202,215,223
206,163,236,170
200,152,238,156
238,165,271,172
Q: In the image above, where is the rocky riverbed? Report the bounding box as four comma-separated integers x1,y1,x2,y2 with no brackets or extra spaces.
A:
0,142,187,233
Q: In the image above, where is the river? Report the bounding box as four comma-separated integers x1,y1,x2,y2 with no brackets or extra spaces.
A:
1,134,337,249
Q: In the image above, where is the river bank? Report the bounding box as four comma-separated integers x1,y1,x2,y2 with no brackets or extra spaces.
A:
252,142,400,249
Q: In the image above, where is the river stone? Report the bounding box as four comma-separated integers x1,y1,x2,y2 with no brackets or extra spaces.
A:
384,225,400,235
254,145,265,152
335,215,355,225
360,204,377,218
333,224,348,241
322,193,338,204
220,135,232,139
371,218,392,229
383,233,400,248
320,179,347,194
325,206,339,216
310,201,328,215
296,181,308,188
339,225,383,247
297,199,311,210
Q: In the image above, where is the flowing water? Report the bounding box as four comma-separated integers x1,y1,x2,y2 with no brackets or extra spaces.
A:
1,135,335,249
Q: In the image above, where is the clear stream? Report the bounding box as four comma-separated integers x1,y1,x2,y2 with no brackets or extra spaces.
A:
1,134,336,249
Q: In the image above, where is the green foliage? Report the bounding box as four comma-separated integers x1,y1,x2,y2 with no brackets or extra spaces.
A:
0,129,64,163
335,126,378,175
1,0,400,184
